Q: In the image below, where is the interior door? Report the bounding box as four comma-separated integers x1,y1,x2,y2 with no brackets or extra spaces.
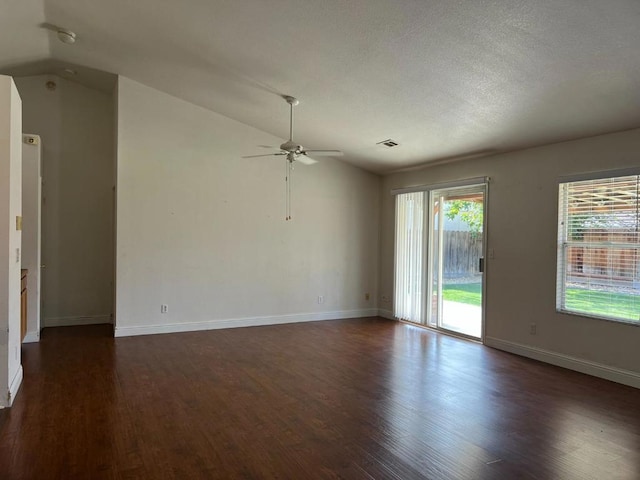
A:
428,185,486,339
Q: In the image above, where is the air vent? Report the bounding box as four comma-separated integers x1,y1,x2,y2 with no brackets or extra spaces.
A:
377,139,399,148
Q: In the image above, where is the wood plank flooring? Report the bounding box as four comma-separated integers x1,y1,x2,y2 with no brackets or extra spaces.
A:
0,317,639,479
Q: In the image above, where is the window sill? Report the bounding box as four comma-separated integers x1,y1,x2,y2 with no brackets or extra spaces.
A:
557,308,640,327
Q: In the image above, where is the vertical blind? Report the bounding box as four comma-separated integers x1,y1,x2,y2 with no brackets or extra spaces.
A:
557,174,640,322
394,192,425,322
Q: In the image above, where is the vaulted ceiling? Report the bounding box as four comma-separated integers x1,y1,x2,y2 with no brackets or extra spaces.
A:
2,0,640,173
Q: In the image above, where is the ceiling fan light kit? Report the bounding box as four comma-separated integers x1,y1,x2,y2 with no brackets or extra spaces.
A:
243,96,343,221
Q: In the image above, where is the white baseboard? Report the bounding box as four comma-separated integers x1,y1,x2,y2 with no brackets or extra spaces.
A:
484,336,640,389
6,365,23,407
377,309,396,320
114,308,379,338
23,330,40,343
44,315,112,328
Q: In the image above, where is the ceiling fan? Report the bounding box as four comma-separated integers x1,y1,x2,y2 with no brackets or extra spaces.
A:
243,95,343,220
243,95,343,165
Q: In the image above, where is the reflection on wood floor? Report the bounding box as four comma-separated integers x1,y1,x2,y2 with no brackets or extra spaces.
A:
1,318,638,479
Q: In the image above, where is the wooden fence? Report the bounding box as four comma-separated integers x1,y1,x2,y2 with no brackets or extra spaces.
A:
567,229,639,282
438,231,483,277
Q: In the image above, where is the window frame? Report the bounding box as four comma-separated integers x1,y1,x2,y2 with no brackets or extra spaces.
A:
556,170,640,326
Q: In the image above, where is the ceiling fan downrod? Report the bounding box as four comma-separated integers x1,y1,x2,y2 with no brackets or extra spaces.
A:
283,95,299,142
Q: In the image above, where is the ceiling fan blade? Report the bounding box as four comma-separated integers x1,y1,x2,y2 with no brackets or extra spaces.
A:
296,155,318,165
301,149,344,156
242,152,286,158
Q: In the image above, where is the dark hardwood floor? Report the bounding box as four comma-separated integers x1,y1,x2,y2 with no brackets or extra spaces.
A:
0,318,639,479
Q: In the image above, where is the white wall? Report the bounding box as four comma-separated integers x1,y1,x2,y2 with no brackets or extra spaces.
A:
115,76,380,336
14,75,115,327
0,76,23,407
21,135,41,342
380,128,640,384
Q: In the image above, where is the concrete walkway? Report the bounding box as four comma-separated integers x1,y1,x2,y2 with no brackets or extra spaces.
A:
441,300,482,338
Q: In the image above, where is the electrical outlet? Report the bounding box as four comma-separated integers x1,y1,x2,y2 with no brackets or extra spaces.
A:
160,304,168,314
530,323,537,335
365,293,370,301
317,295,324,304
16,248,20,263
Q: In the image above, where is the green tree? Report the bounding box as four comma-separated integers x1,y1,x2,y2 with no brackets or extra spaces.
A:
444,200,483,237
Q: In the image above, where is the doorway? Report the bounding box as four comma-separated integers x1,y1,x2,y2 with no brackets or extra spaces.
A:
428,185,486,339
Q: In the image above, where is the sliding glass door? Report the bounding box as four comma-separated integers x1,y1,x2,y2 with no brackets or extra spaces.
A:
428,185,485,338
394,181,486,340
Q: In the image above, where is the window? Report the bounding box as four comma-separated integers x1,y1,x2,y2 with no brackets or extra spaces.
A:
557,174,640,323
394,192,425,322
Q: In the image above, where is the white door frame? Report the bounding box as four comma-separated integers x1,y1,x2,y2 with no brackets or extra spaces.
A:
426,182,488,341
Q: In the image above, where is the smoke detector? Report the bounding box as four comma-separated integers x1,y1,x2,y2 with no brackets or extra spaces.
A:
57,29,76,45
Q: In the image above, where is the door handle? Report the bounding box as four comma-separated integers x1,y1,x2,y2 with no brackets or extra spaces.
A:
479,257,485,273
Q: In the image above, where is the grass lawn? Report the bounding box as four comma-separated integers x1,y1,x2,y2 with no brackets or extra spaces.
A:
442,283,482,306
443,283,640,322
564,288,640,322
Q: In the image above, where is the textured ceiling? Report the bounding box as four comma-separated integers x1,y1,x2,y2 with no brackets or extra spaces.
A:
0,0,48,66
2,0,640,173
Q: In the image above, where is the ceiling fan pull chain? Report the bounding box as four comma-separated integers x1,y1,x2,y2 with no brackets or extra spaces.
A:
289,160,293,220
285,158,289,220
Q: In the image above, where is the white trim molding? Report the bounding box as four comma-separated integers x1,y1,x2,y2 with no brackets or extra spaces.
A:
44,315,112,328
114,309,379,338
22,330,40,343
485,337,640,389
7,365,23,407
377,309,396,320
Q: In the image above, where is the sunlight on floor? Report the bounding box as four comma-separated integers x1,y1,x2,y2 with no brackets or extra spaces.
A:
441,300,482,338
